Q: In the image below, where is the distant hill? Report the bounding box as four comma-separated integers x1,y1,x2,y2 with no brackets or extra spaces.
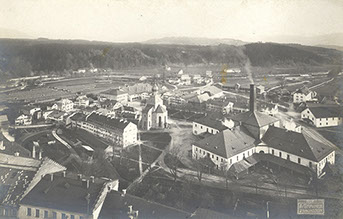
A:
262,33,343,48
0,39,342,78
143,37,248,46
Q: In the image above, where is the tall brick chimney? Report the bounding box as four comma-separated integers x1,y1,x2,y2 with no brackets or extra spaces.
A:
249,84,256,112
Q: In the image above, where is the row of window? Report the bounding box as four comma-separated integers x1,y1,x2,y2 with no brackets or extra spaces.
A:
270,149,311,167
27,208,83,219
195,147,255,165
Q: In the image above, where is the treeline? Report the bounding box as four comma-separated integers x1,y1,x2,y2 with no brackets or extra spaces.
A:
0,39,342,78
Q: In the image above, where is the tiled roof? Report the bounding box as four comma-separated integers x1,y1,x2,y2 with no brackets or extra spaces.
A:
262,127,334,162
194,115,228,131
20,173,111,214
87,112,131,130
232,111,279,127
0,167,35,206
193,127,256,158
70,113,87,122
307,106,342,118
99,190,190,219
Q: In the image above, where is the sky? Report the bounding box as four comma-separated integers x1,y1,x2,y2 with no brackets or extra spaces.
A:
1,0,343,43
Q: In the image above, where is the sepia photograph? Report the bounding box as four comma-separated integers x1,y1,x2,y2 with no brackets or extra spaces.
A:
0,0,343,218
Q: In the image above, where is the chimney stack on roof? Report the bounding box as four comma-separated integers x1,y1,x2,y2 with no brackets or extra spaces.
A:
122,189,127,197
249,84,256,112
90,176,95,183
50,174,54,181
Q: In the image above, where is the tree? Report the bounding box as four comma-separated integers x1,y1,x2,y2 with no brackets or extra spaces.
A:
165,147,182,182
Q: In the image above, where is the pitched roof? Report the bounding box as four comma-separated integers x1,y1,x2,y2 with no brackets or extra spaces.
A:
201,86,223,96
99,190,190,219
86,112,131,130
262,127,334,162
307,106,342,118
70,112,87,122
194,115,228,131
188,93,210,103
193,128,256,158
294,86,311,95
155,105,167,113
0,167,35,206
231,111,279,127
20,173,111,215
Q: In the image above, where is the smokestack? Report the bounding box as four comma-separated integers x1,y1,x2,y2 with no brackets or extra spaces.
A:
50,174,54,181
249,84,256,112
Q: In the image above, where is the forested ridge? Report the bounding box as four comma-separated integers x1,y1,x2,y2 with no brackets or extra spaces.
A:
0,39,342,77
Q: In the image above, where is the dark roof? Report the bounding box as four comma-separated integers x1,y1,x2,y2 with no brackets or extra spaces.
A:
307,106,342,118
21,173,109,214
206,98,232,107
69,112,86,122
123,105,135,112
262,127,334,162
194,114,228,131
231,111,279,127
99,191,190,219
193,127,256,158
254,153,313,175
0,167,35,206
87,112,131,130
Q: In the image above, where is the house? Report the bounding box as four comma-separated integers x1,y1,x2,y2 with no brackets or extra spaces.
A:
177,69,183,75
205,70,212,78
51,99,74,112
75,95,90,108
15,114,32,126
141,84,168,130
206,98,234,114
293,86,317,103
46,110,65,122
259,102,278,116
231,85,280,140
192,127,256,170
282,118,302,133
99,99,123,111
192,74,203,84
122,83,152,102
70,112,138,148
301,105,343,127
192,115,233,135
18,172,118,219
259,126,335,177
100,89,128,104
180,74,191,85
256,85,265,95
0,153,66,218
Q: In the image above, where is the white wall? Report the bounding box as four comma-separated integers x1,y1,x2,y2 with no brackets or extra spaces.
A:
192,122,220,135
